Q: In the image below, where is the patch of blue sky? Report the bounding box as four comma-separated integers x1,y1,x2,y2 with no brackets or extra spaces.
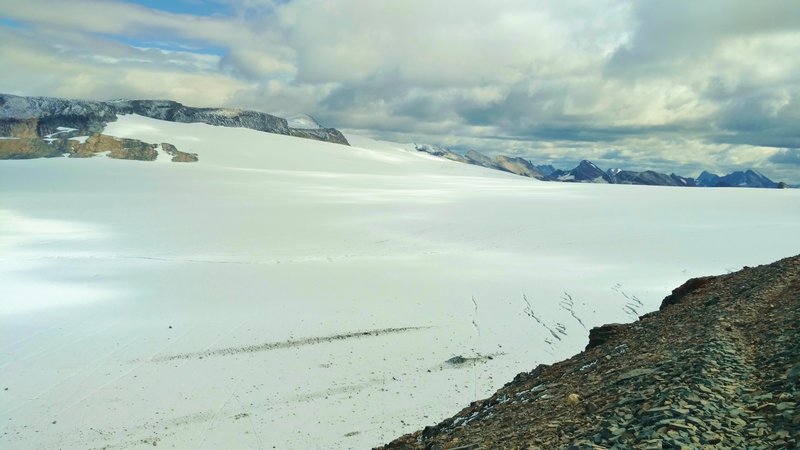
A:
98,33,228,57
121,0,231,17
0,18,28,29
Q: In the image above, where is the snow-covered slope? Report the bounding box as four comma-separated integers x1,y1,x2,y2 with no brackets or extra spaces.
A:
1,115,799,449
285,113,323,129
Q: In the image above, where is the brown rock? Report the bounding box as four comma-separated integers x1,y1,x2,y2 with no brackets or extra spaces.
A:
585,323,625,350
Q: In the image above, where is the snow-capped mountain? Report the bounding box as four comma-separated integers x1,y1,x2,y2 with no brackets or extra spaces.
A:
414,143,469,163
464,148,498,168
285,113,323,129
697,170,721,187
413,144,786,189
550,160,611,183
416,146,549,180
606,168,695,186
697,169,779,188
2,103,800,449
493,155,548,179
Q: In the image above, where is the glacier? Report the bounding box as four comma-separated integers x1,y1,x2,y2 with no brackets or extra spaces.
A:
1,115,799,449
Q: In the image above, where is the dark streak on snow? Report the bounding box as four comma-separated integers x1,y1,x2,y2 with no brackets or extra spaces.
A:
149,326,430,362
290,377,385,403
612,283,644,320
471,296,481,337
560,292,587,330
522,294,562,342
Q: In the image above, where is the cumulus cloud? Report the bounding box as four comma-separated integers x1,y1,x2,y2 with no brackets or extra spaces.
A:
1,0,799,182
604,0,800,167
607,0,800,73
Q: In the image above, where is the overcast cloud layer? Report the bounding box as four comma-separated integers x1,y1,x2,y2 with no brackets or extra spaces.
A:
1,0,799,182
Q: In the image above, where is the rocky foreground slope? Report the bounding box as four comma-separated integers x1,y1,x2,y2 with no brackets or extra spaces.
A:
378,255,800,449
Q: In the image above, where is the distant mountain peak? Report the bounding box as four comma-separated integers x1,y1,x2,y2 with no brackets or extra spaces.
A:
697,168,777,188
569,159,610,182
535,164,557,176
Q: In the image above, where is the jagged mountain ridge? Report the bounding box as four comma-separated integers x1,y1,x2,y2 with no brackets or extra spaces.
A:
415,145,785,188
0,93,349,146
607,168,695,187
415,145,549,180
697,169,779,188
379,254,800,449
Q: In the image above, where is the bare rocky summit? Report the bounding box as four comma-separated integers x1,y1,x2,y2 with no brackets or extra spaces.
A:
378,255,800,450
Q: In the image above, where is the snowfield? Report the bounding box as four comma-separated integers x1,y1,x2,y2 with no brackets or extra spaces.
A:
1,115,799,449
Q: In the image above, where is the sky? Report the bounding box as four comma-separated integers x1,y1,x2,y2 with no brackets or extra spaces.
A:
1,0,799,182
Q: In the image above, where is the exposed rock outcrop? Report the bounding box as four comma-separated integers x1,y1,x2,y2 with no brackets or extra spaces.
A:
607,169,696,187
289,127,350,146
0,137,66,159
79,134,157,161
493,155,547,180
418,147,550,181
378,255,800,449
415,143,470,163
161,142,198,162
464,150,497,168
0,93,350,150
0,118,39,138
585,323,626,351
109,99,290,135
658,276,714,311
0,132,179,162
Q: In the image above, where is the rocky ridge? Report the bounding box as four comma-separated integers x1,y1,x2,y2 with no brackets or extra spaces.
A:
378,254,800,449
696,170,779,189
0,94,349,162
0,132,197,162
606,169,695,187
414,145,786,188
